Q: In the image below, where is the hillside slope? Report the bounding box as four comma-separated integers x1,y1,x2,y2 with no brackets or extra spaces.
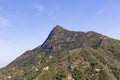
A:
0,25,120,80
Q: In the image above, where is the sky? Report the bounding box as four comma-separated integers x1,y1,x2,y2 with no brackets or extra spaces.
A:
0,0,120,68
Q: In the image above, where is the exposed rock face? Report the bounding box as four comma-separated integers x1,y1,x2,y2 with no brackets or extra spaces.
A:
0,25,120,80
43,66,49,71
41,25,86,51
41,25,67,50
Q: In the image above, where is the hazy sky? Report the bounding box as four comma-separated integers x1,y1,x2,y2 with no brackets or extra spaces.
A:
0,0,120,68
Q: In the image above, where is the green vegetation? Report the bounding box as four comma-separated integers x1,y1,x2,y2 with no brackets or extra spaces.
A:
0,25,120,80
72,68,87,80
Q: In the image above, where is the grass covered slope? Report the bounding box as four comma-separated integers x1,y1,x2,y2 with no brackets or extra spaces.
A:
0,25,120,80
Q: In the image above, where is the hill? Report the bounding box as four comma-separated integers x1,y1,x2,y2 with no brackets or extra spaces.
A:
0,25,120,80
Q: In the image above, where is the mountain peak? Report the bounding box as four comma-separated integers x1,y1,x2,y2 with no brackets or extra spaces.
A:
51,25,66,33
41,25,67,50
53,25,64,30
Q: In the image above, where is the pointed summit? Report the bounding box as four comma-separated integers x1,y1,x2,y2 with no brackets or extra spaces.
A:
54,25,63,29
41,25,67,50
53,25,64,30
51,25,66,33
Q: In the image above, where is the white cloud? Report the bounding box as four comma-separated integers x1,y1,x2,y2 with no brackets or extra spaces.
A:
34,4,45,13
0,18,8,27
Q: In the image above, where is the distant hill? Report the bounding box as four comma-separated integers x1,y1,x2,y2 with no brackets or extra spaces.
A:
0,25,120,80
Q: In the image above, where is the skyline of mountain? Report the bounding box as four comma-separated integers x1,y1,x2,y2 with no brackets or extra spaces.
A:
1,0,120,68
0,25,120,80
